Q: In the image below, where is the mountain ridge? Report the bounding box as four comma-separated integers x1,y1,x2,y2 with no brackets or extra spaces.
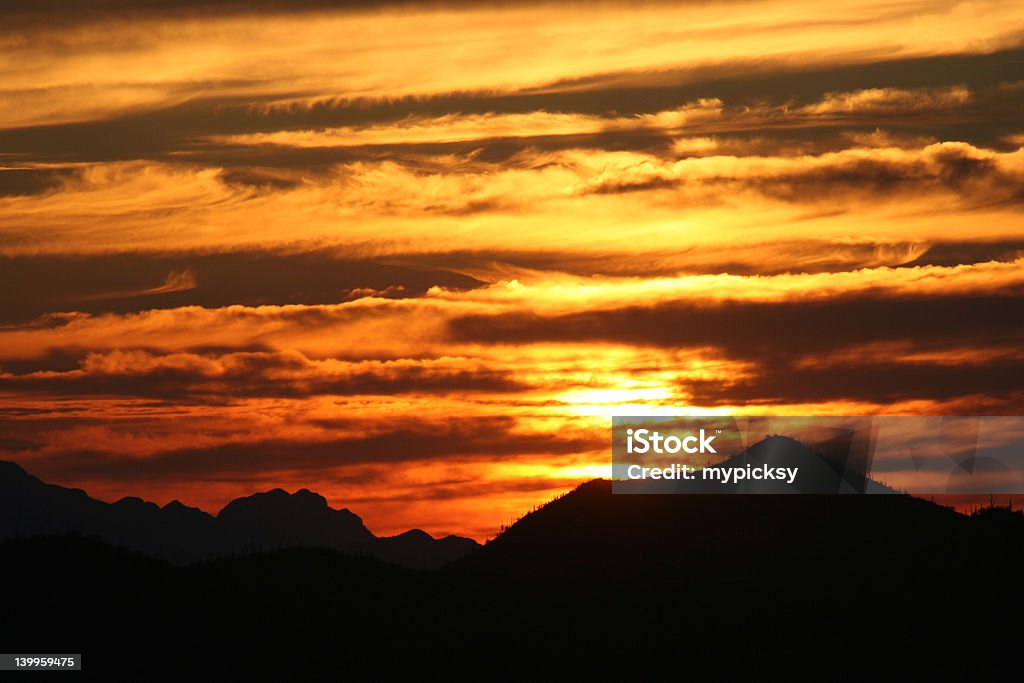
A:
0,459,478,569
4,435,1017,575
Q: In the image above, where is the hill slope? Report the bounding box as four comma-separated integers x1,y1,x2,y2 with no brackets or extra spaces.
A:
456,437,1001,579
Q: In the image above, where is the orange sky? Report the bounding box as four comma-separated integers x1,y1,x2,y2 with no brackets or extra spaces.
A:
2,0,1023,540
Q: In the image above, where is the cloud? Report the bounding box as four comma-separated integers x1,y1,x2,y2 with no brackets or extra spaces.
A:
4,47,1022,174
799,85,971,116
2,257,1022,364
0,166,78,197
449,290,1024,354
2,141,1022,260
4,239,1018,332
218,85,981,153
0,349,533,400
447,291,1024,407
0,249,483,325
685,360,1024,407
574,142,1024,208
4,257,1017,411
16,415,602,482
2,0,1021,130
77,268,197,301
216,100,724,149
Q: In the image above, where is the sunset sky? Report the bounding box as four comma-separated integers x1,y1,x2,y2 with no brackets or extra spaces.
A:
2,0,1023,539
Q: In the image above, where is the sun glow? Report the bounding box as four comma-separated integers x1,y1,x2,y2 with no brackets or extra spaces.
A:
557,386,681,417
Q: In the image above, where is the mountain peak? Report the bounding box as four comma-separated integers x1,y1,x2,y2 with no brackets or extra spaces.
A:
390,528,434,542
0,459,30,481
114,496,160,511
215,485,376,553
162,499,215,522
218,487,331,516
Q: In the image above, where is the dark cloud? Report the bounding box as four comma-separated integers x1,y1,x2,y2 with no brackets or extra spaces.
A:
16,416,601,483
0,1,460,30
582,142,1024,208
0,350,532,401
0,436,42,452
0,348,90,374
686,360,1024,406
449,293,1024,356
0,93,329,164
3,48,1022,167
0,167,78,197
363,239,1024,278
0,344,284,375
533,47,1024,117
754,147,1023,207
906,240,1024,268
218,168,307,191
4,237,1008,329
449,292,1024,405
0,249,483,325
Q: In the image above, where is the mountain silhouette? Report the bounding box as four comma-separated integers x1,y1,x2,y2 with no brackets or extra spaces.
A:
687,433,897,493
375,528,480,569
454,437,993,578
3,436,1023,679
0,460,477,569
218,488,376,549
